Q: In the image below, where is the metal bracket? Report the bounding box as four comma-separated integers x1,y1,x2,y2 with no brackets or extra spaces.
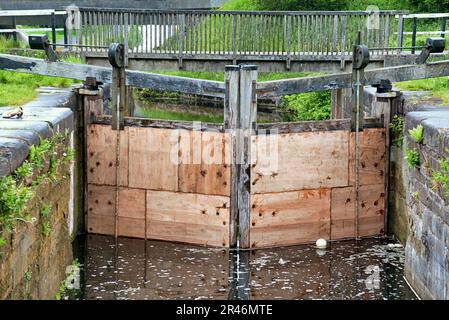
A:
28,35,59,62
416,38,446,64
372,79,393,94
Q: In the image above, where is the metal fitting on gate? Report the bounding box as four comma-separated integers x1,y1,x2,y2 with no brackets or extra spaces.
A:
353,45,370,70
109,43,127,131
416,37,446,64
28,35,58,62
108,43,126,68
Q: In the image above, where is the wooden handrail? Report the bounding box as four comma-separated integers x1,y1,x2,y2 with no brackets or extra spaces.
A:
74,8,404,61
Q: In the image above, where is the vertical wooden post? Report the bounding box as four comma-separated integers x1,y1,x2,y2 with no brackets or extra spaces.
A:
232,15,237,65
397,14,404,53
238,65,257,249
224,65,258,249
178,14,185,69
340,16,347,70
331,89,344,119
224,65,240,248
286,15,292,70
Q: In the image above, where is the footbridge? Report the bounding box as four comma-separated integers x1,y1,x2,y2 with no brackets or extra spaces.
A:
69,8,449,72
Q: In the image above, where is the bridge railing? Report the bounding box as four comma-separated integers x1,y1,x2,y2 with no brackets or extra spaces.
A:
75,8,407,62
400,13,449,54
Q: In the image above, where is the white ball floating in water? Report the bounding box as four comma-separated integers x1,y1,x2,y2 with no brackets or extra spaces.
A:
316,239,327,249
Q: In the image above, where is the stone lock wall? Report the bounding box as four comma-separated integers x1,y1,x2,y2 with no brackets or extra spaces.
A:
402,107,449,300
0,152,73,299
0,89,78,299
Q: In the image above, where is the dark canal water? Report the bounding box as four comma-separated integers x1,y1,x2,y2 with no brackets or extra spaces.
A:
75,235,417,300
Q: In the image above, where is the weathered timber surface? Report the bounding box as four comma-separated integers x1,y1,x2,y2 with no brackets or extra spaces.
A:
256,117,383,134
128,126,179,191
178,130,231,196
94,115,224,132
224,66,240,248
87,124,129,186
257,60,449,98
331,184,385,239
0,53,225,98
251,130,349,194
349,129,387,187
87,185,146,238
146,190,230,247
4,54,449,100
250,189,331,248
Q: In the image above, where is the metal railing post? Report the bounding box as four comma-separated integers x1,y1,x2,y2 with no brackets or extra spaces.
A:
412,17,417,54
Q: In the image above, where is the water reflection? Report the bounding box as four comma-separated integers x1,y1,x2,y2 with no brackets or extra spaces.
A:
82,235,417,300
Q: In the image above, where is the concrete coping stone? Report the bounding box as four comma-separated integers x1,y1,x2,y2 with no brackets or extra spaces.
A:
0,88,75,177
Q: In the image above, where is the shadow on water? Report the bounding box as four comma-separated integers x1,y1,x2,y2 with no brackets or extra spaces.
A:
78,235,417,300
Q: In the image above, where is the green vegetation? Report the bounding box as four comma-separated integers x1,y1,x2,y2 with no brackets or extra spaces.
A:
283,90,331,121
217,0,448,53
432,151,449,197
137,71,326,122
405,148,421,168
409,124,424,144
153,70,319,82
390,115,405,147
0,70,77,106
404,124,424,169
0,36,82,107
395,77,449,104
55,259,82,300
24,270,33,282
0,176,33,247
40,204,52,237
0,130,73,247
221,0,445,12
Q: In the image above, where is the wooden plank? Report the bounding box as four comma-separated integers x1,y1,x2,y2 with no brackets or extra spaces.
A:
93,115,224,132
0,53,226,98
87,185,146,238
349,128,386,186
238,65,258,249
87,124,128,186
178,130,231,196
224,65,240,248
251,189,331,228
146,190,230,247
255,59,449,98
251,130,349,194
128,127,179,191
118,188,146,219
251,189,331,248
330,184,385,239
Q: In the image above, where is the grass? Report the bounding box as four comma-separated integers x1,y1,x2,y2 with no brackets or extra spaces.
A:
0,70,77,106
0,36,82,106
20,28,66,43
395,77,449,104
152,70,320,82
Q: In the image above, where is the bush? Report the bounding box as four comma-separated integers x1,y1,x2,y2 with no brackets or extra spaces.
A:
283,90,331,122
221,0,448,12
